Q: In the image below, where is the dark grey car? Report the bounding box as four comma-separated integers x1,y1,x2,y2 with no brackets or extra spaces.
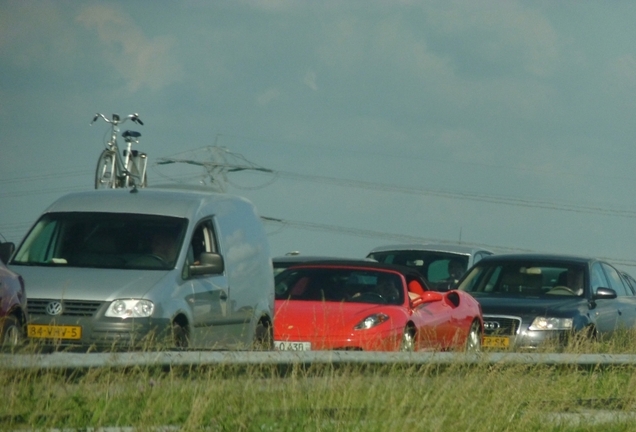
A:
457,254,636,350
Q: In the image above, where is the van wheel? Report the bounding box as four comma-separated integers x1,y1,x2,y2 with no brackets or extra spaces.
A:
1,315,23,348
172,322,189,349
253,320,273,351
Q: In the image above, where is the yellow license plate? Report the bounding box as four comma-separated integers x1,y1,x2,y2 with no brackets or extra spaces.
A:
27,325,82,340
483,336,510,348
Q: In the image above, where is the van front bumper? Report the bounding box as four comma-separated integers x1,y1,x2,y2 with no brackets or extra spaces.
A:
26,315,172,350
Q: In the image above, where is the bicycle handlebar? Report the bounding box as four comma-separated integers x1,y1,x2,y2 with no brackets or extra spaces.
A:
90,113,144,126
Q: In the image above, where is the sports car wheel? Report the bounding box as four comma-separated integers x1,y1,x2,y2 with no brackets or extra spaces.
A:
400,326,416,352
465,320,481,352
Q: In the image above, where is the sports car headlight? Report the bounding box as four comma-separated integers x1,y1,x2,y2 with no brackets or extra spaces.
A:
529,317,573,331
354,313,390,330
105,299,154,319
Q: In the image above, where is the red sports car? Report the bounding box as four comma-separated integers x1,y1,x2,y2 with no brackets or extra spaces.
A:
274,261,483,352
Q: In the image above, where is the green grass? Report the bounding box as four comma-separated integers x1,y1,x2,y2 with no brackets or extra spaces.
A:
4,335,636,431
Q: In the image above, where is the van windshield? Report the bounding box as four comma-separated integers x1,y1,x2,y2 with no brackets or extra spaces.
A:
12,212,187,270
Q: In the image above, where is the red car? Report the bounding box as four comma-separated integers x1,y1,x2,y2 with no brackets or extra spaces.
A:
274,261,483,351
0,242,26,347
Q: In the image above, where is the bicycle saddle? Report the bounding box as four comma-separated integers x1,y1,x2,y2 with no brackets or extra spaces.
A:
122,130,141,139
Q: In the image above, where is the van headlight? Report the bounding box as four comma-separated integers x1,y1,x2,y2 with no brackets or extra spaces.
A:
106,299,154,319
529,317,573,331
354,313,389,330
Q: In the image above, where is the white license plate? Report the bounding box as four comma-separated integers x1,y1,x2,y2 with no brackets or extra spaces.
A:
274,341,311,351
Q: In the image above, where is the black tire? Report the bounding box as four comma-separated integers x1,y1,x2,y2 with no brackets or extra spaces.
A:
399,325,416,352
95,150,118,189
172,321,189,349
1,315,23,348
465,320,482,352
252,320,273,351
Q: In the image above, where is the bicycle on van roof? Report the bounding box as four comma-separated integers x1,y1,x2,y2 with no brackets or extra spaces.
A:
91,112,147,189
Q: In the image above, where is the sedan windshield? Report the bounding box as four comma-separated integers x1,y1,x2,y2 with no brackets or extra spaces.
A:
275,268,405,305
12,212,187,270
458,262,586,297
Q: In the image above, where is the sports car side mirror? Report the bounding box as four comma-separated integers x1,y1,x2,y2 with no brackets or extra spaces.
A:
420,291,444,304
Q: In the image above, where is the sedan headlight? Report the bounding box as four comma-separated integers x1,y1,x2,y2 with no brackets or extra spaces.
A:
529,317,573,331
105,299,154,319
354,313,390,330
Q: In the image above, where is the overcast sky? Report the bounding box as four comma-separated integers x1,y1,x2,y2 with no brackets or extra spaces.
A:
3,1,636,269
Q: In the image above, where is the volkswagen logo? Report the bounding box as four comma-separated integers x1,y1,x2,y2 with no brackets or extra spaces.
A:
484,321,501,331
46,301,63,316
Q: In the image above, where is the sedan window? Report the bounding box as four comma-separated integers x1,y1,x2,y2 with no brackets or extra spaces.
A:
601,263,630,297
620,272,636,295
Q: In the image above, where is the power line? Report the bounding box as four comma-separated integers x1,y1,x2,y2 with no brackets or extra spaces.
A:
0,185,88,199
265,170,636,219
215,132,636,183
0,169,92,185
260,216,636,268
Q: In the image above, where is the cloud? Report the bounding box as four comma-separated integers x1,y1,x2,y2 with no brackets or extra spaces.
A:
303,70,318,91
76,4,183,92
257,87,281,105
424,0,560,78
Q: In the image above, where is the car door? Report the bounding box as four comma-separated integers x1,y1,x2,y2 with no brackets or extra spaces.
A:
601,263,636,331
185,219,232,347
410,280,454,349
589,262,622,335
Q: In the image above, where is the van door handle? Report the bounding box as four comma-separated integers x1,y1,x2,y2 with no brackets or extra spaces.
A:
219,291,228,301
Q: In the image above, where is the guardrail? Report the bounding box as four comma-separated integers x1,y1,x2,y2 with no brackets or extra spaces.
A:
2,351,636,370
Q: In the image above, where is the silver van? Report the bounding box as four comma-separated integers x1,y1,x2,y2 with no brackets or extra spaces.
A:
10,186,274,350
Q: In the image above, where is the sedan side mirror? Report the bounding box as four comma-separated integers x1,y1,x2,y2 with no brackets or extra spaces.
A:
189,252,224,276
593,287,617,300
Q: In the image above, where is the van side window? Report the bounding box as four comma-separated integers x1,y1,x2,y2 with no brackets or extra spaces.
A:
187,220,218,265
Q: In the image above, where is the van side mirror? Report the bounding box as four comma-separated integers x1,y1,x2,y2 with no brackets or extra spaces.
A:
593,287,617,300
0,242,15,264
189,252,224,276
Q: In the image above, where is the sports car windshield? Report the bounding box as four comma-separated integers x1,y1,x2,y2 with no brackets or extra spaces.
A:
458,261,586,297
275,268,405,305
12,212,187,270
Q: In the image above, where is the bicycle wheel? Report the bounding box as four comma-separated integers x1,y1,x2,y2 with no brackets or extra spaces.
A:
95,150,118,189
